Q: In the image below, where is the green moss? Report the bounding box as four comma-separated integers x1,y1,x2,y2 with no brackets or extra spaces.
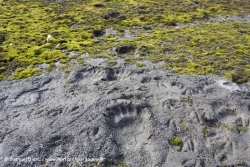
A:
224,124,232,131
106,50,118,57
0,67,6,72
77,58,85,64
136,61,146,67
1,0,250,80
203,129,209,135
221,156,227,161
170,136,182,146
12,66,41,80
107,59,117,66
237,125,247,132
183,97,189,102
181,123,189,130
124,58,136,65
59,64,68,69
104,161,130,167
103,35,118,42
227,109,236,113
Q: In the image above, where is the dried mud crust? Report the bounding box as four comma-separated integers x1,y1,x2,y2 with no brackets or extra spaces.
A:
0,66,250,167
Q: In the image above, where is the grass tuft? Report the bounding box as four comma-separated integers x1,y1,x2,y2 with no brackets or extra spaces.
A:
170,136,182,146
107,59,117,66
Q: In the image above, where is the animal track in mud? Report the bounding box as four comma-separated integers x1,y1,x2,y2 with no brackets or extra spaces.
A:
170,81,184,89
71,67,119,84
182,139,195,152
0,95,8,110
104,68,117,81
106,102,148,128
161,99,188,114
105,94,153,164
181,87,203,96
12,92,40,106
46,106,63,117
37,135,74,156
17,145,30,156
141,77,152,84
182,159,197,167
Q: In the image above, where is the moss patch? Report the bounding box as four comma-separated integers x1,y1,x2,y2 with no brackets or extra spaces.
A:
237,125,247,132
136,61,146,67
170,136,182,146
12,66,41,80
1,0,250,81
181,123,189,130
203,128,209,135
107,59,117,66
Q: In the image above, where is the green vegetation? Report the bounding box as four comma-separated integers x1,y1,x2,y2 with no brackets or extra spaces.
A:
12,66,41,80
221,156,227,161
183,97,189,102
224,124,232,131
227,109,236,113
107,59,117,66
170,136,182,146
181,123,189,130
0,0,250,81
136,61,146,67
203,128,209,135
103,160,131,167
237,125,247,132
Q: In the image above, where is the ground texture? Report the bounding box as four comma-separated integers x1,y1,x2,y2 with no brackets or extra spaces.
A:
0,66,250,167
1,1,250,167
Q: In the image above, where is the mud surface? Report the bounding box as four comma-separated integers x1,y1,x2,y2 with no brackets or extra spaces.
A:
0,66,250,167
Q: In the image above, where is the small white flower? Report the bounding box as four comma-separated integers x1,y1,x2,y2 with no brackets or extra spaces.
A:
46,34,52,43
